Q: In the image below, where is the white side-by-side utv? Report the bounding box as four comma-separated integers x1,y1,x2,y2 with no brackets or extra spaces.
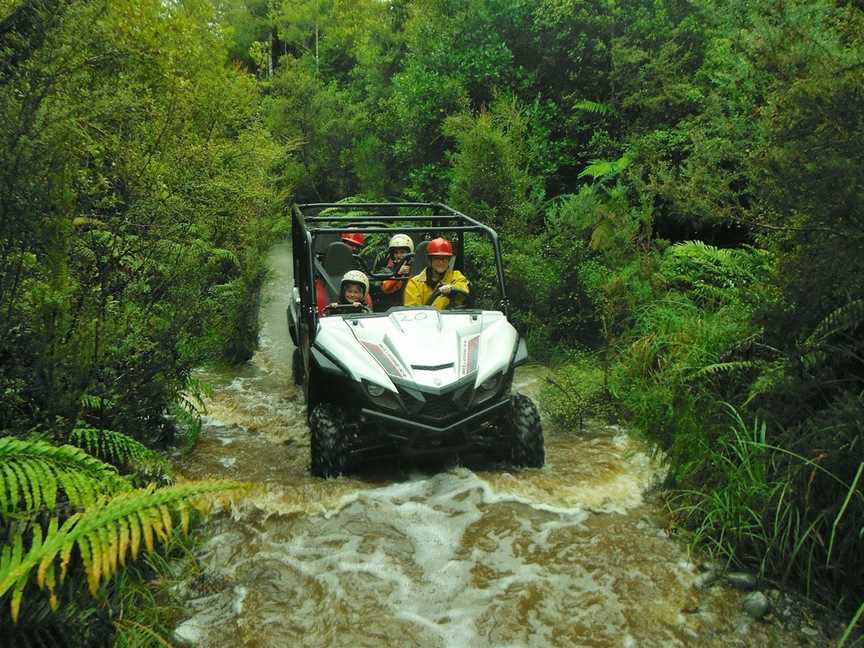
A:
287,202,544,477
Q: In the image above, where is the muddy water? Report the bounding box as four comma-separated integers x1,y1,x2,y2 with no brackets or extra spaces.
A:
172,243,821,648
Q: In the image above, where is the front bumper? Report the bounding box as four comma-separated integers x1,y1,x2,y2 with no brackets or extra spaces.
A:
357,397,511,457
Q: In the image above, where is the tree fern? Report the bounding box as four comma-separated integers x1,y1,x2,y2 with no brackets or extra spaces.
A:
0,480,249,621
0,437,130,516
68,425,170,480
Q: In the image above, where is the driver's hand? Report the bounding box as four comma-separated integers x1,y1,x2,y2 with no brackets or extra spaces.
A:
439,284,452,295
351,301,362,308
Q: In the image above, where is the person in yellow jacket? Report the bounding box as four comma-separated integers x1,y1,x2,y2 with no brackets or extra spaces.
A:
403,237,470,310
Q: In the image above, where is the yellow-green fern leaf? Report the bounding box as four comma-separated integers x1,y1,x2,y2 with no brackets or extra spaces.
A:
36,517,59,590
117,516,130,568
0,437,130,517
0,481,248,617
179,504,191,536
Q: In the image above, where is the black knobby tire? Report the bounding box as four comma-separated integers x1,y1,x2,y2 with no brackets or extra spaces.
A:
292,348,304,386
508,393,545,468
309,403,349,478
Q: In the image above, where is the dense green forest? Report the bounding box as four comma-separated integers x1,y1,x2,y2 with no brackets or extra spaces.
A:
2,0,863,644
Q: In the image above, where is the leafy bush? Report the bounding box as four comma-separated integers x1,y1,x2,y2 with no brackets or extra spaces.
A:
540,353,616,431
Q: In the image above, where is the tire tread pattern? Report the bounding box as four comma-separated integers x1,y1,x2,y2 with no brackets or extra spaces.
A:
310,403,348,478
509,393,545,468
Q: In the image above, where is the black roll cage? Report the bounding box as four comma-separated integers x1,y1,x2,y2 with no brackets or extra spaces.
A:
291,202,510,335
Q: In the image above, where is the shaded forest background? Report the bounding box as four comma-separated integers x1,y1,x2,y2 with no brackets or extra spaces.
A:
1,0,863,644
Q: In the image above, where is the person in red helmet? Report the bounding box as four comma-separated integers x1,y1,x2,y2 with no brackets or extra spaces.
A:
341,232,366,249
403,237,469,310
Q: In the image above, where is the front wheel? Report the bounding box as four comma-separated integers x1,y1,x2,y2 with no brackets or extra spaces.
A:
506,393,544,468
309,403,349,478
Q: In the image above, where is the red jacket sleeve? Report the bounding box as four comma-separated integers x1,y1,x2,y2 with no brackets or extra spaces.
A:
315,278,329,315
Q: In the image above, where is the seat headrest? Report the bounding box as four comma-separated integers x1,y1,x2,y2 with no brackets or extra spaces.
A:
412,240,430,274
323,241,356,278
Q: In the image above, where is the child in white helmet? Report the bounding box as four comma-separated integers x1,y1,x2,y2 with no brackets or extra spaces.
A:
322,270,373,316
377,233,414,310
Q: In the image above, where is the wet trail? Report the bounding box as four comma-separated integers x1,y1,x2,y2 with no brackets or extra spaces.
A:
172,243,822,647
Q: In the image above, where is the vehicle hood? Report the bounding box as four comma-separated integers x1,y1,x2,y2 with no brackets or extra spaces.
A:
314,310,518,393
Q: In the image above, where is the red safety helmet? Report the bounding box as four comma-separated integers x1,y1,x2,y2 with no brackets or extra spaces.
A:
426,237,453,257
341,232,366,247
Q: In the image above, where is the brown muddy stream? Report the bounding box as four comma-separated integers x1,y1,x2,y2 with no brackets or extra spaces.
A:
171,244,824,648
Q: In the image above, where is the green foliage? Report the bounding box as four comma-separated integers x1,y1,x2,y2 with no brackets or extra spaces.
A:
671,407,864,607
0,437,130,515
68,425,170,482
0,479,246,621
541,353,616,431
660,241,776,308
573,100,614,117
0,435,249,626
578,153,632,181
0,0,279,441
672,409,777,565
445,95,544,232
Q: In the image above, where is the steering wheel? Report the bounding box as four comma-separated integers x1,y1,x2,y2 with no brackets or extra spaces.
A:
323,302,369,316
424,286,470,309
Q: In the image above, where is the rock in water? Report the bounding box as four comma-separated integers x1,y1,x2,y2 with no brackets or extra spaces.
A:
726,571,758,590
742,591,771,619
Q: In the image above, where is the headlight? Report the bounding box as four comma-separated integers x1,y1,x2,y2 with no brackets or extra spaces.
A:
366,383,386,397
473,374,502,406
480,375,499,392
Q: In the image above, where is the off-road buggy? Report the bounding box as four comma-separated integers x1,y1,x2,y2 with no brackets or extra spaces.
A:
287,202,544,478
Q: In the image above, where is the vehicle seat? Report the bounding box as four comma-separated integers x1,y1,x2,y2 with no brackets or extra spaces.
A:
412,240,429,275
320,241,357,301
324,241,355,276
313,233,340,258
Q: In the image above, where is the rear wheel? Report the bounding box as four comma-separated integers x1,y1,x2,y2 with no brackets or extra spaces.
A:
309,403,349,478
506,393,544,468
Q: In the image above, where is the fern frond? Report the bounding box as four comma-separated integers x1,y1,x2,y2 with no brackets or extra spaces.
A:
690,361,756,380
573,99,613,116
0,480,250,621
209,247,240,269
743,360,787,406
68,425,170,478
578,153,632,180
79,393,115,411
804,298,864,348
0,437,130,516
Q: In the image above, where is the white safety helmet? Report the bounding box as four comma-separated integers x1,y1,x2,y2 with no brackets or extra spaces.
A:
340,270,369,296
387,233,414,253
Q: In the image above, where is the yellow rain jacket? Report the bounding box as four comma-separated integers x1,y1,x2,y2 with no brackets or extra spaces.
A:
403,268,469,311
